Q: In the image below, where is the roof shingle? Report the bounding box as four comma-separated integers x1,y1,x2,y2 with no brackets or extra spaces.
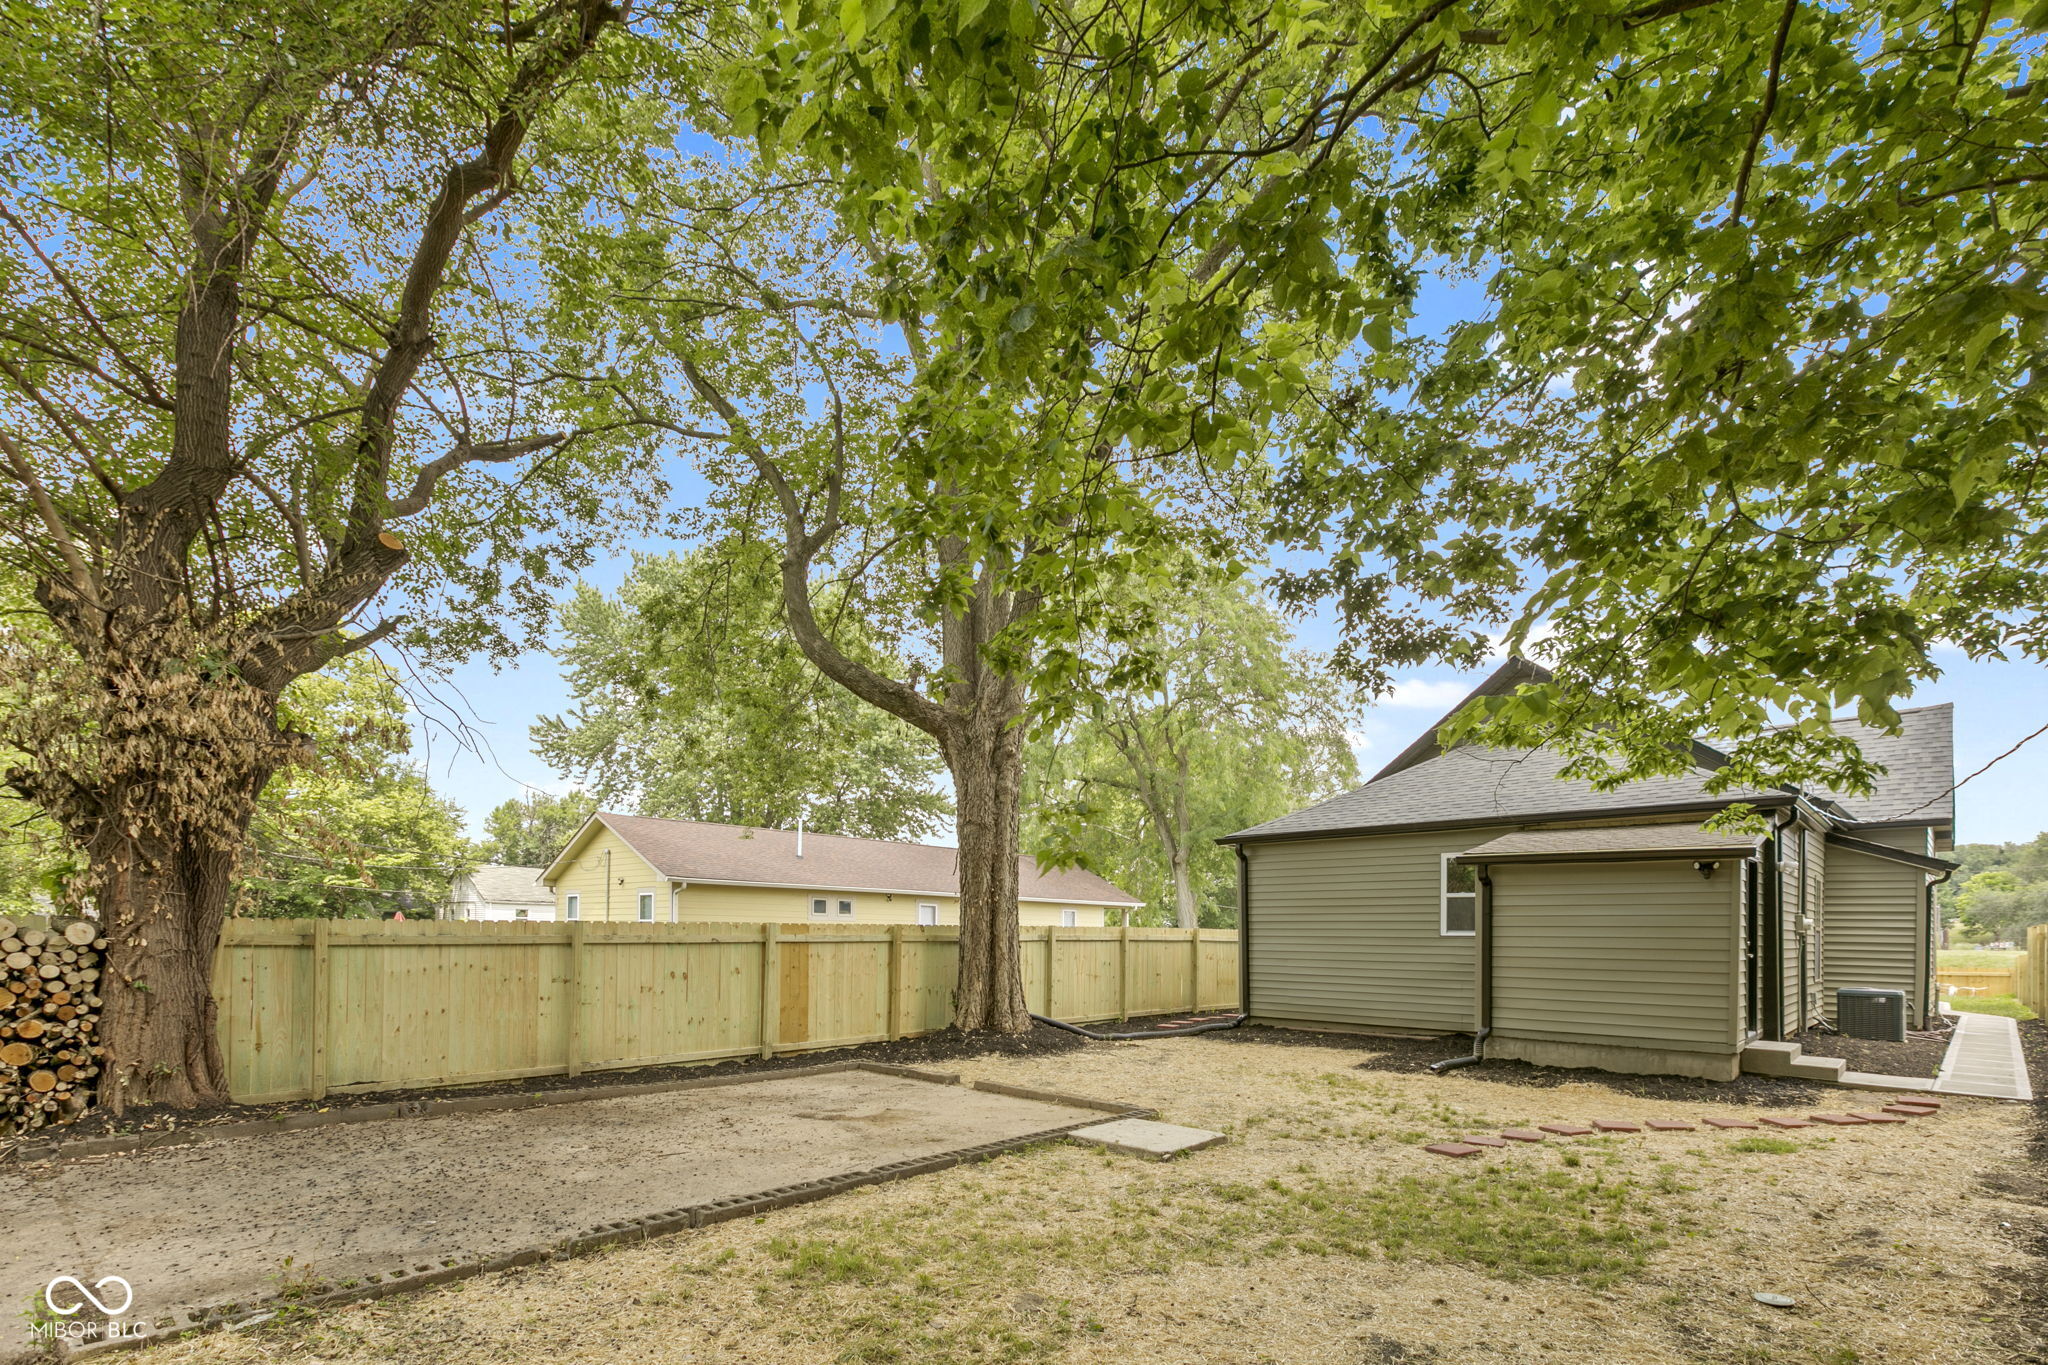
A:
579,813,1141,906
1226,694,1954,844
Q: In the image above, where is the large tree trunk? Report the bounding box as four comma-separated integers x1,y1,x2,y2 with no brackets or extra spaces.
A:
1169,848,1198,929
91,823,243,1110
945,717,1032,1032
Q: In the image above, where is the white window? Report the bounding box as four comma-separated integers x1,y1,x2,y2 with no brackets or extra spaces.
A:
637,890,655,922
565,894,580,921
1060,908,1078,928
1441,854,1477,936
916,903,939,926
837,898,854,918
811,896,830,918
514,907,529,921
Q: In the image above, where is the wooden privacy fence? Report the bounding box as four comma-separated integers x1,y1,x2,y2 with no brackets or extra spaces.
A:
213,920,1241,1104
1937,967,2020,998
2019,927,2048,1014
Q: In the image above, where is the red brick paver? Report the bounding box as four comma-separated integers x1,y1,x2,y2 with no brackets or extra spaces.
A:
1593,1119,1642,1133
1498,1129,1546,1142
1538,1123,1594,1136
1645,1119,1696,1131
1759,1116,1814,1128
1704,1117,1760,1129
1809,1113,1869,1125
1425,1142,1484,1158
1460,1134,1510,1147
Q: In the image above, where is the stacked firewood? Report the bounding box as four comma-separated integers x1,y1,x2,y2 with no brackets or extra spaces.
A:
0,917,105,1132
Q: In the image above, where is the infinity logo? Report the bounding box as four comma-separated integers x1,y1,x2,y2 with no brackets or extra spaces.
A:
44,1275,133,1317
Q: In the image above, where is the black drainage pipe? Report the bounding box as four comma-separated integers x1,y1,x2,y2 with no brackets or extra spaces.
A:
1031,1012,1247,1042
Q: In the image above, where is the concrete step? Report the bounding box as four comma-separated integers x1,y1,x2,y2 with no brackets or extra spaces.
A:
1739,1041,1803,1077
1740,1041,1847,1084
1786,1055,1846,1082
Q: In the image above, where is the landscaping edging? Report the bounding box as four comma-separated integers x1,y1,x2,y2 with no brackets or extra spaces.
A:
22,1063,1150,1362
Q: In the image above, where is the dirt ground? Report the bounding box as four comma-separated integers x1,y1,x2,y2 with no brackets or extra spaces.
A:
123,1030,2040,1365
1,1069,1103,1351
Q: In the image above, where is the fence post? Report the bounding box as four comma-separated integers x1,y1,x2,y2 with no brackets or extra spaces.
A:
309,919,329,1102
1045,927,1058,1018
760,922,780,1058
1190,927,1202,1012
566,923,585,1078
887,925,905,1040
1119,924,1131,1021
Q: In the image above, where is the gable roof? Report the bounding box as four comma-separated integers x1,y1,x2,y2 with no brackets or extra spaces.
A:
546,812,1142,907
1226,660,1955,845
459,865,552,905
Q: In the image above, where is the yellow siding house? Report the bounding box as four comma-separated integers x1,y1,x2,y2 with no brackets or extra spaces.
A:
541,813,1140,927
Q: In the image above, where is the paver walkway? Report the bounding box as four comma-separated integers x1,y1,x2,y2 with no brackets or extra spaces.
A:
1933,1010,2033,1099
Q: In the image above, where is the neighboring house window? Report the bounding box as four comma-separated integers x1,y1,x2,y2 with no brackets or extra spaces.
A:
916,903,938,926
565,894,579,921
811,896,830,918
1441,855,1477,935
1060,908,1078,928
837,898,854,917
637,891,654,922
514,907,528,920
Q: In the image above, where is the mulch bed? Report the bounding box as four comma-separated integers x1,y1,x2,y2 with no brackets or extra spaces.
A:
10,1020,1093,1151
1209,1024,1839,1105
1789,1024,1950,1079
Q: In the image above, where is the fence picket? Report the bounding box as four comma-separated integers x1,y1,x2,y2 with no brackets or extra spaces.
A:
211,920,1239,1104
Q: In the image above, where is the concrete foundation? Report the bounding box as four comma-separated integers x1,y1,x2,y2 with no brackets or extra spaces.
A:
1486,1035,1742,1082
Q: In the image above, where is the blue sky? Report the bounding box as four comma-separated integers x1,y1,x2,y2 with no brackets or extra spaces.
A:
407,495,2048,849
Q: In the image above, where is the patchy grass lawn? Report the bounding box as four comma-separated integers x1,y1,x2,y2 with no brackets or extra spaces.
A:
134,1034,2037,1365
1950,993,2039,1020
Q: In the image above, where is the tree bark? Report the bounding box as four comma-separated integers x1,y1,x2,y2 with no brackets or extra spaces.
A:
944,716,1032,1032
91,821,244,1110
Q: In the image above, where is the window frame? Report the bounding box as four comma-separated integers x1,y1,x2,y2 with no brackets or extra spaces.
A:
564,893,579,922
1440,853,1478,937
916,902,939,926
836,898,854,918
636,889,656,923
810,896,830,919
1060,908,1078,928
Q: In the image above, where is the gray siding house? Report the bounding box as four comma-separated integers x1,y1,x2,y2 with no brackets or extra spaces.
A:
1223,660,1954,1081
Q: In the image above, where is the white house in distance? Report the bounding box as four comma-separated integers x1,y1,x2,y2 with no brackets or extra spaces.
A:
447,864,555,921
540,812,1141,926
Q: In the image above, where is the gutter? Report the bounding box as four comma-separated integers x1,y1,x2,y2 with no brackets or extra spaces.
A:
1219,794,1802,848
1429,867,1495,1074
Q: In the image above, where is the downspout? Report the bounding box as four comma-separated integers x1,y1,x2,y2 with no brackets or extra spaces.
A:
1429,866,1493,1074
1025,844,1255,1043
1762,809,1794,1041
1924,867,1953,1028
1237,844,1251,1020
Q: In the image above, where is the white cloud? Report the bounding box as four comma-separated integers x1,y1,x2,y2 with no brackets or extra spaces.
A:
1375,678,1475,709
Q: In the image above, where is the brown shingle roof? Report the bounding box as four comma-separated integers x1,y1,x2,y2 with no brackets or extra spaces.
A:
576,813,1141,906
